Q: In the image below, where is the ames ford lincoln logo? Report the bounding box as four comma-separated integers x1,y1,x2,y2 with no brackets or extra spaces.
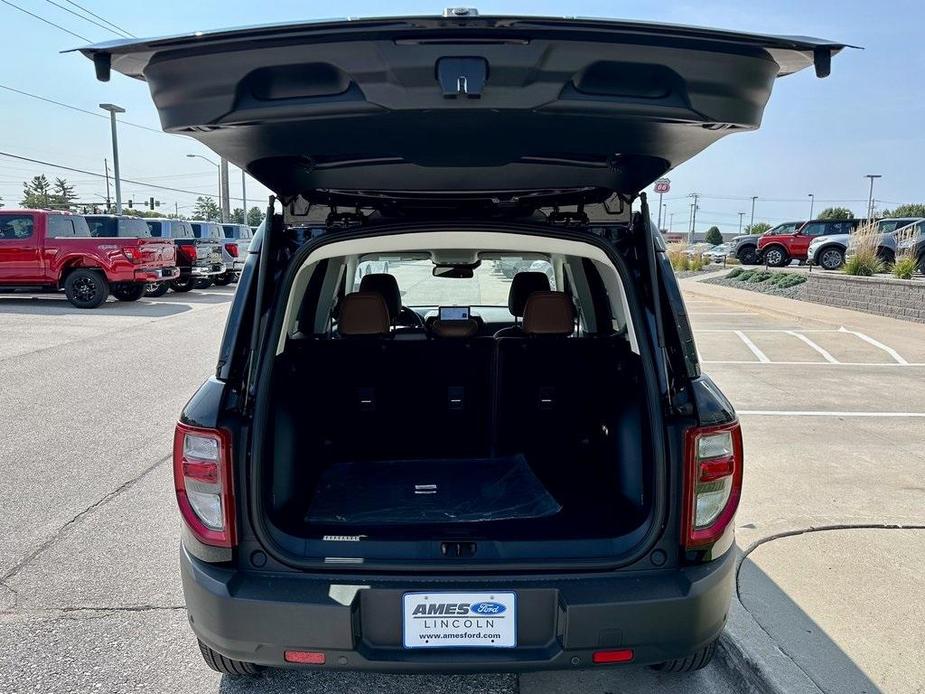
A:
403,593,517,648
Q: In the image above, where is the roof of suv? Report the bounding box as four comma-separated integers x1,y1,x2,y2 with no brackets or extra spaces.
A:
77,15,847,210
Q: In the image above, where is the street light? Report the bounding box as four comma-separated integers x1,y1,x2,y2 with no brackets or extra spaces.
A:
99,103,125,214
864,174,882,221
186,153,222,215
749,196,758,231
808,193,815,220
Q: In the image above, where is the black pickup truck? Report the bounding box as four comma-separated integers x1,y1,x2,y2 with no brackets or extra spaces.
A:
144,219,225,295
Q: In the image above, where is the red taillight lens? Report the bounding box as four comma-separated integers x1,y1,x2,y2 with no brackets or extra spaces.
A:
682,421,743,550
178,244,198,262
284,650,326,664
592,648,634,664
122,247,141,263
173,423,236,548
225,242,239,257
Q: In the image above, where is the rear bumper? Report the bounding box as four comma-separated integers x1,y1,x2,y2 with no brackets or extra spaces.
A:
190,263,225,277
181,545,734,672
134,266,179,282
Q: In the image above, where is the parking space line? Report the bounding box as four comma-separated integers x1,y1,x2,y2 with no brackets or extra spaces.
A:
739,410,925,417
786,331,839,363
733,330,770,363
839,327,909,365
688,312,753,316
703,360,925,366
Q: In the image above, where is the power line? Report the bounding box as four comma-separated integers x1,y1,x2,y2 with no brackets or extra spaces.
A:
0,0,90,42
61,0,135,38
0,84,164,134
44,0,129,39
0,150,249,202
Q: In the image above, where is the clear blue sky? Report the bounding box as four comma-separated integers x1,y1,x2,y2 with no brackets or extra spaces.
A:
1,0,922,231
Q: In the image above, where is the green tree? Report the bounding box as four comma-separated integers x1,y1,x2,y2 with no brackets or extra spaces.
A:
246,206,264,227
21,175,53,208
744,222,771,235
192,196,222,221
816,206,853,220
704,226,723,245
52,177,77,210
882,203,925,218
231,208,246,224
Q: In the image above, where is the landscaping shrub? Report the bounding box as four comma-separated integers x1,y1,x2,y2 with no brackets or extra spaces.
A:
892,226,920,279
747,271,773,283
666,243,691,271
727,267,743,278
689,255,705,271
843,223,884,276
775,274,806,289
735,270,756,281
892,255,918,280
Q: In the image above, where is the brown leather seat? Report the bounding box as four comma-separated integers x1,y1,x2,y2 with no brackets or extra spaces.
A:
431,318,479,338
522,291,576,336
494,271,551,338
358,273,401,322
337,292,391,337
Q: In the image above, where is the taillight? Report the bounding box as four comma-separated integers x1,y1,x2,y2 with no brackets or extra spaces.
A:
173,423,236,547
122,247,141,263
225,242,239,257
178,244,198,262
682,421,743,550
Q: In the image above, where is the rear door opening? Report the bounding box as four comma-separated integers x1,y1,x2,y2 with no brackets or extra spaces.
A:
249,226,666,569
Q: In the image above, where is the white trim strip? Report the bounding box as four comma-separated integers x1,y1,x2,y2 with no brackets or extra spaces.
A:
703,360,925,366
688,312,753,316
839,327,908,365
739,410,925,418
696,329,842,333
734,330,770,363
786,331,839,364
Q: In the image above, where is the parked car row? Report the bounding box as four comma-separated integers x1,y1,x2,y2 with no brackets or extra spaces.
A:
728,217,925,272
0,209,249,308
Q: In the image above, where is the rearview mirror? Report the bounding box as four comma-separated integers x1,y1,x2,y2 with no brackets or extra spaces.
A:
433,265,475,279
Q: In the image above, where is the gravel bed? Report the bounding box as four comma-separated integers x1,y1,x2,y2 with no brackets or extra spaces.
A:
701,274,807,299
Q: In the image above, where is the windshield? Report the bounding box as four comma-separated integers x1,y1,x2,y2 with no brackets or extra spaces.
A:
767,222,802,235
352,256,555,309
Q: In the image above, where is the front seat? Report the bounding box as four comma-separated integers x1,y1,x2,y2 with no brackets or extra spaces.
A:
359,273,420,328
494,271,551,337
336,292,392,337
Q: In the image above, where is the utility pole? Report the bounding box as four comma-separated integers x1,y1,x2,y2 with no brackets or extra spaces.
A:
668,212,674,232
865,174,882,221
241,169,247,221
100,104,125,214
174,201,179,217
808,193,815,220
738,212,745,234
688,193,699,243
220,158,231,223
103,158,111,212
749,196,758,231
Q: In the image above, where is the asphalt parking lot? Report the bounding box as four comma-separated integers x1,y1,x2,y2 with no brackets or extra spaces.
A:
0,277,922,693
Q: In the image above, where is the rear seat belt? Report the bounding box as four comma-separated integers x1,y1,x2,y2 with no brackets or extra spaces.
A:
448,386,465,411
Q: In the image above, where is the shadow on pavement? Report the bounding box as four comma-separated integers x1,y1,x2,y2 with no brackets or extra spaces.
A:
738,559,878,693
219,670,516,694
0,296,193,317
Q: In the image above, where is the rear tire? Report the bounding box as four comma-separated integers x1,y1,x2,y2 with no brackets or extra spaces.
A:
111,283,146,302
651,639,717,673
194,278,213,289
144,283,169,298
64,269,109,309
170,276,195,293
737,245,759,265
763,245,789,267
212,273,234,286
198,640,260,676
819,247,845,270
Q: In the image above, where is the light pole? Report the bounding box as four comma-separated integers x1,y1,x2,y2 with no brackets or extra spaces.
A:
749,196,758,231
808,193,815,220
241,169,247,222
99,104,125,214
865,174,882,221
738,212,745,234
186,154,221,217
668,212,674,232
688,193,699,243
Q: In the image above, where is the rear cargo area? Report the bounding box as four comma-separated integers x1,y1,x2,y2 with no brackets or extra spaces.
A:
262,332,654,555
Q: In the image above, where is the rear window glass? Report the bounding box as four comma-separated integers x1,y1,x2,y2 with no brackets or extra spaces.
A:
352,257,555,308
146,221,163,237
191,223,223,239
119,218,151,237
48,215,80,237
86,217,116,237
0,214,34,239
172,221,195,238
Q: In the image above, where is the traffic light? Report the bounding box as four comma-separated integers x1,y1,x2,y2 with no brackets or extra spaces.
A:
149,196,155,210
127,199,133,208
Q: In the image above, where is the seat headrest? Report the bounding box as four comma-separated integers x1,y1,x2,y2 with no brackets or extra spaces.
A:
508,271,551,317
359,273,400,320
522,292,576,336
431,319,479,339
338,292,391,337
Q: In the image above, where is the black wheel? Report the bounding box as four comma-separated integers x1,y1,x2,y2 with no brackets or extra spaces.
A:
170,276,195,293
212,273,234,286
819,246,845,270
111,283,146,302
198,640,260,676
144,282,169,298
64,269,109,309
763,245,789,267
737,245,759,265
651,639,717,673
194,278,213,289
877,248,895,268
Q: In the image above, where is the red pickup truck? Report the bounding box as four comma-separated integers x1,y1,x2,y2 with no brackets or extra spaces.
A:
0,209,179,308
